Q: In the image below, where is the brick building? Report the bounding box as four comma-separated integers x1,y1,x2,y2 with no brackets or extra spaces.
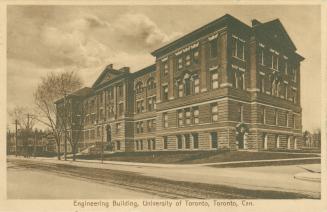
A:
55,14,304,153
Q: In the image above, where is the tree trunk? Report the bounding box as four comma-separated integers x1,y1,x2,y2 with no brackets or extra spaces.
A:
72,144,76,161
57,143,61,160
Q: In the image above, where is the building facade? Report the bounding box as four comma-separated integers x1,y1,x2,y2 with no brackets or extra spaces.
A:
55,14,304,153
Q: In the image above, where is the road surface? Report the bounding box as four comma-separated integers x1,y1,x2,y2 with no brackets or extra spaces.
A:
7,157,320,199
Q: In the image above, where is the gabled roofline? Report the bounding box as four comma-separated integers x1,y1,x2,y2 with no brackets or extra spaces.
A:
151,14,250,58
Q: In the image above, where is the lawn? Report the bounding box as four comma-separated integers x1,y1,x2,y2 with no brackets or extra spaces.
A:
74,150,320,164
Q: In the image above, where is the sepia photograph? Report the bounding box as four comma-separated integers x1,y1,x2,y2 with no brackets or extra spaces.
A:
1,2,326,212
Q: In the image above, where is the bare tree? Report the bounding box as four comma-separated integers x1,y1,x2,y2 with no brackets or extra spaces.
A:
34,71,83,160
9,106,36,130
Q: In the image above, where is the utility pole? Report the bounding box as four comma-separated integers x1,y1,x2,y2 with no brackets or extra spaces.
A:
15,120,18,157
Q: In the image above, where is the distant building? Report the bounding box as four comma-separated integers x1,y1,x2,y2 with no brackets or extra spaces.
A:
55,14,304,153
303,130,321,149
6,130,56,156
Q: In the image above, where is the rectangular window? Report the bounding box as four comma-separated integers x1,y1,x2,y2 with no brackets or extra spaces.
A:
118,84,123,97
163,112,168,128
177,135,183,149
135,140,139,150
163,85,168,101
192,133,199,149
140,140,143,150
163,136,168,149
185,109,191,125
210,132,218,149
116,141,120,150
178,83,183,97
163,62,169,76
193,107,199,124
275,110,279,126
239,105,244,122
147,139,151,150
147,119,155,132
177,57,183,70
286,113,289,127
271,53,279,70
147,97,155,111
185,134,190,149
116,123,121,133
178,110,184,126
285,61,288,75
118,103,124,116
185,54,191,66
210,39,218,58
152,139,156,150
136,100,144,114
211,72,219,89
261,107,266,124
259,48,264,65
194,78,200,94
211,103,218,122
193,49,199,64
232,36,245,60
260,76,265,93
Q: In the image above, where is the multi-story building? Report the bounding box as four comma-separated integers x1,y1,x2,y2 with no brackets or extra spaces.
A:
55,14,304,153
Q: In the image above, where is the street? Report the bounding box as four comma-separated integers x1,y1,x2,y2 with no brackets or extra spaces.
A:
7,157,321,199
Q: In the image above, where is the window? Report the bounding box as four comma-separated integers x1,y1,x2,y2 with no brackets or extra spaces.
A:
239,105,244,122
239,72,245,90
136,100,144,113
147,97,156,111
293,114,296,128
162,85,168,101
185,108,191,125
116,123,121,133
152,139,156,150
209,39,218,58
163,112,168,128
178,110,184,126
184,78,191,96
118,84,124,97
163,62,168,76
135,140,139,150
194,78,200,94
275,110,279,126
185,54,191,66
140,140,143,150
118,103,124,116
147,119,155,132
232,36,245,60
211,103,218,122
135,82,143,94
273,110,277,125
193,49,199,64
185,134,190,149
192,133,199,149
233,71,238,89
260,76,265,93
286,113,289,127
293,68,297,82
211,72,219,89
116,141,120,150
259,47,264,65
163,136,168,149
210,132,218,149
177,135,183,149
177,57,183,70
193,107,199,124
139,122,144,133
108,88,114,100
178,82,183,97
271,53,279,70
261,107,266,124
147,78,156,90
285,61,288,75
147,139,151,150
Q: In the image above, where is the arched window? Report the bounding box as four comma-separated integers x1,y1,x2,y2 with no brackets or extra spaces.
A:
147,77,156,90
135,81,143,94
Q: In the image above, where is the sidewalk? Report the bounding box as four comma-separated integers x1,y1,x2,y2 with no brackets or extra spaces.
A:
8,156,321,198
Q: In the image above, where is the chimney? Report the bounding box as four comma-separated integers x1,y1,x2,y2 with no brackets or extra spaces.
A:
106,64,113,70
251,19,262,27
119,67,130,73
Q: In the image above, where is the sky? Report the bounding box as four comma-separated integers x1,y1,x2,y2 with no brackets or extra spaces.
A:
7,5,321,131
